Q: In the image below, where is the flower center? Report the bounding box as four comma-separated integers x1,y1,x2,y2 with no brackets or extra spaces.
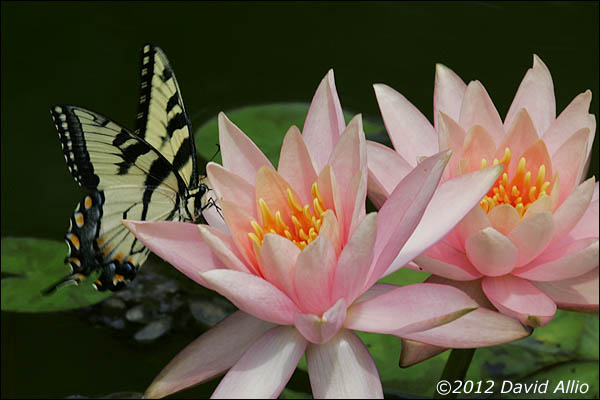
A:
479,148,552,217
249,182,327,250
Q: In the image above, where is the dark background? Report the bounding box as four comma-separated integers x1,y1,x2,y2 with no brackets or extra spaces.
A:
2,1,598,398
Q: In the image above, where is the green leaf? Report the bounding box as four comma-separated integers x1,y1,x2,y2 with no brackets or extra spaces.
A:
194,103,383,167
1,237,111,312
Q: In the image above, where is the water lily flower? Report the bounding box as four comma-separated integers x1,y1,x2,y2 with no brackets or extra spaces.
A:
124,71,509,398
369,55,598,344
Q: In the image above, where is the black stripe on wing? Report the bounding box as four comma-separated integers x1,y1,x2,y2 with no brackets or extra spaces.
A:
134,43,199,188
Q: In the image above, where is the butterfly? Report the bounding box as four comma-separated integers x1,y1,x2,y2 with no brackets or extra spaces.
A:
46,43,215,293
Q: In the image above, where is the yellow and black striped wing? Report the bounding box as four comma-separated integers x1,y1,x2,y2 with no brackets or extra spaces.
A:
134,43,199,188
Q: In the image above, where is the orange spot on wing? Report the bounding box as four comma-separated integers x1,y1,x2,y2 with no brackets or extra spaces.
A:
75,213,84,227
112,274,125,284
67,233,80,249
84,196,93,209
68,257,81,267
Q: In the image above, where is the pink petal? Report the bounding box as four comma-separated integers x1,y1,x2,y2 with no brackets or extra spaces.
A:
374,83,438,166
123,221,223,286
198,224,253,274
319,209,342,256
508,211,555,267
145,312,275,399
551,128,592,205
254,166,298,229
414,241,482,281
523,195,554,218
488,204,521,235
551,178,596,245
533,268,599,312
543,90,595,156
202,199,229,232
332,213,378,305
212,326,307,399
303,70,346,172
294,235,337,315
398,339,447,368
425,275,493,308
306,329,383,399
455,202,492,248
520,139,554,191
434,63,467,130
437,112,467,179
278,125,318,205
317,165,345,236
220,199,258,268
344,283,477,334
568,184,599,240
369,150,451,287
513,238,598,281
386,165,503,275
504,55,556,135
466,227,519,276
401,307,531,349
294,298,347,344
462,125,497,173
206,162,257,219
260,234,301,303
459,81,505,145
200,269,300,325
482,275,557,328
366,140,412,208
218,112,273,184
496,108,540,179
346,170,368,240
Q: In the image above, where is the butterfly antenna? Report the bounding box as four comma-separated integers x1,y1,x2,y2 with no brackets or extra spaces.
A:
209,144,221,162
41,274,82,296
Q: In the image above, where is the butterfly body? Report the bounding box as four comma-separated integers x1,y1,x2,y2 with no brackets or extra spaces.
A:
47,44,212,292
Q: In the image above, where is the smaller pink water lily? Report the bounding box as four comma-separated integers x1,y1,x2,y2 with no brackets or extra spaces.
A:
368,55,598,347
123,71,519,398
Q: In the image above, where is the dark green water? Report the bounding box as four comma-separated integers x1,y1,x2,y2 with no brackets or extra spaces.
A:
2,2,598,398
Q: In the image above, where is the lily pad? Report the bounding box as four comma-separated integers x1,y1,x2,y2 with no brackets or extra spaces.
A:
1,237,111,312
194,102,384,166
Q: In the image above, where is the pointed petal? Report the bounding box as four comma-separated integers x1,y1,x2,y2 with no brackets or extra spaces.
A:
260,234,301,302
212,326,307,399
346,170,368,240
202,195,228,232
198,224,253,274
551,178,595,244
369,151,451,287
366,140,412,208
524,194,554,217
294,298,346,344
514,238,598,281
332,213,377,304
344,283,477,334
254,166,299,229
124,221,223,286
294,234,336,315
317,165,345,236
488,204,521,235
466,227,519,276
218,112,273,184
533,268,599,312
461,125,497,172
207,162,257,218
303,70,346,172
508,211,555,267
307,330,383,399
543,90,595,155
482,275,556,328
401,307,531,349
497,108,540,178
434,63,467,130
459,81,505,145
437,112,467,179
374,83,437,166
398,339,447,367
414,241,482,281
220,199,258,268
455,202,492,247
386,165,503,275
278,125,318,205
425,275,493,307
568,183,599,240
200,269,299,325
145,312,275,399
552,129,591,205
505,55,555,134
319,209,342,256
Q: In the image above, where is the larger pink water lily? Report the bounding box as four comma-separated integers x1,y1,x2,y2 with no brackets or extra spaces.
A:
369,55,598,342
124,71,521,398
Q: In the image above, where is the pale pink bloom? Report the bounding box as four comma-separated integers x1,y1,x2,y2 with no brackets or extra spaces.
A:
369,55,598,349
124,71,518,399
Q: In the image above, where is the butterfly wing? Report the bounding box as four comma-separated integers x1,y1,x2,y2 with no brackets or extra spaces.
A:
135,43,199,188
48,105,191,292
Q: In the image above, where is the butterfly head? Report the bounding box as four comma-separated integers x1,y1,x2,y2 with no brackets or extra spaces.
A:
185,177,215,222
